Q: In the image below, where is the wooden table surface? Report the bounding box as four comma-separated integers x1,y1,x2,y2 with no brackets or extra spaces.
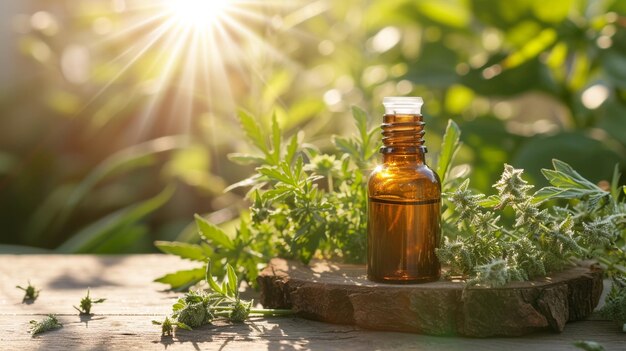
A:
0,255,623,350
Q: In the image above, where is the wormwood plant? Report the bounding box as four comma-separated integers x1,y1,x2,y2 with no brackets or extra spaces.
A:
154,259,292,335
154,108,625,330
29,314,62,336
154,107,388,289
437,159,626,329
437,161,625,287
16,281,40,302
73,289,106,315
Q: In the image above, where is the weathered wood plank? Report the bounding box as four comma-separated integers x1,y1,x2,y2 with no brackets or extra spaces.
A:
0,255,198,315
1,315,623,351
0,255,623,351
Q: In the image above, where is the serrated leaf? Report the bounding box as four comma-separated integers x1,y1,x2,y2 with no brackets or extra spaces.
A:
194,214,235,250
238,110,268,154
226,264,238,296
206,259,223,294
258,166,293,185
154,268,205,290
154,241,207,261
436,119,461,185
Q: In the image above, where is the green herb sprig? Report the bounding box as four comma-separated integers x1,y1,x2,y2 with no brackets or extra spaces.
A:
73,289,106,315
154,108,388,289
16,281,40,302
152,316,191,336
437,160,625,288
155,259,292,334
29,314,62,336
599,276,626,332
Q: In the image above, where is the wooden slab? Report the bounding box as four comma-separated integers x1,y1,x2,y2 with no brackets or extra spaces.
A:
257,258,604,337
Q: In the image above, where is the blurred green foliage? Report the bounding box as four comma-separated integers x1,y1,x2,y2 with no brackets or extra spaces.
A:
0,0,624,253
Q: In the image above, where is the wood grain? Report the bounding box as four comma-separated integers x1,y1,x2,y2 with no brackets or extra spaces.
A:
0,255,623,351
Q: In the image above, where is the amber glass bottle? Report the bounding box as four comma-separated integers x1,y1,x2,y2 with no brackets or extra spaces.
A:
367,97,441,283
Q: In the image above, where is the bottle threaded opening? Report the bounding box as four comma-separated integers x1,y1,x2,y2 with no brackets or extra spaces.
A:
380,98,427,154
383,96,423,115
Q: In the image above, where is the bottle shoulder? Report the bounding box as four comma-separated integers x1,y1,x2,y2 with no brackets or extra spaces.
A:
368,164,441,200
368,164,441,184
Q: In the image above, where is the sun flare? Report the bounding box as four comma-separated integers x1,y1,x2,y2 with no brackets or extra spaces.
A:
78,0,310,139
162,0,232,29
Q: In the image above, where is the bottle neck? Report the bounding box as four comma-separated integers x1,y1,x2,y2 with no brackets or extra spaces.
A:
383,153,424,165
379,113,427,165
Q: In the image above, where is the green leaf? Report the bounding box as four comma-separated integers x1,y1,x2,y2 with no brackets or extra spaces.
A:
154,241,207,261
271,113,281,164
542,169,582,188
154,268,205,290
533,187,568,203
332,136,359,158
226,263,238,296
549,159,603,190
238,110,268,154
478,195,501,207
172,300,185,311
90,224,148,253
513,133,621,188
610,164,621,201
223,174,262,193
24,136,186,243
56,185,174,253
436,119,461,185
285,132,300,165
258,166,294,186
352,106,369,148
175,322,192,331
194,214,235,251
206,259,223,294
227,153,266,166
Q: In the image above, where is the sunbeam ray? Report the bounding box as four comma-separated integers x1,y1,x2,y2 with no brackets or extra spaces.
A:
76,0,328,140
